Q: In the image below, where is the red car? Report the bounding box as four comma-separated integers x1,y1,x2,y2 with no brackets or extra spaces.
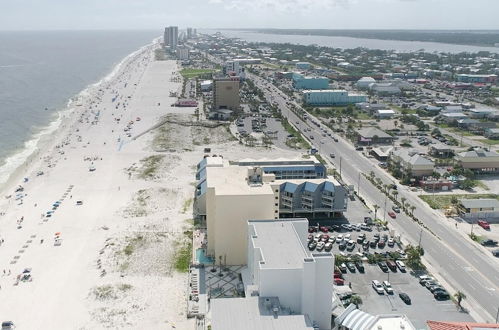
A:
321,234,330,242
478,220,490,230
334,278,345,285
320,226,329,233
388,211,396,219
308,227,317,233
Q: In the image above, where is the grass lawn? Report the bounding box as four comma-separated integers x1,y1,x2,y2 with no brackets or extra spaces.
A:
482,139,499,145
180,68,216,79
419,193,499,209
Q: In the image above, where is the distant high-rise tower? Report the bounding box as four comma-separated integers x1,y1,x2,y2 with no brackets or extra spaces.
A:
187,27,193,39
164,26,179,50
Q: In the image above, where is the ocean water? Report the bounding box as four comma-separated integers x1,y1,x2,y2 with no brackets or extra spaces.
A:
0,30,158,183
205,29,499,54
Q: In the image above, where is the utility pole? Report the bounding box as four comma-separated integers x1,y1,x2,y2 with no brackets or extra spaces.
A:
418,228,423,247
495,306,499,323
357,172,361,196
383,194,388,221
339,157,342,177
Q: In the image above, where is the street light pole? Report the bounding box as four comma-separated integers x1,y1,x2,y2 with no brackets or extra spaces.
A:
495,306,499,323
339,157,342,177
357,172,361,196
383,194,387,221
418,228,423,248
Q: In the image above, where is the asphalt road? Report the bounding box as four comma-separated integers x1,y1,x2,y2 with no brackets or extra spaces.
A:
248,72,499,322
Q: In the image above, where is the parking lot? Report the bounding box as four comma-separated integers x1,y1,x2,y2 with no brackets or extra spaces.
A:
340,264,473,329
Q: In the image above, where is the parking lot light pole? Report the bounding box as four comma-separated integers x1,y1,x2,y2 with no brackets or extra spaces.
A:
383,194,388,221
357,172,361,196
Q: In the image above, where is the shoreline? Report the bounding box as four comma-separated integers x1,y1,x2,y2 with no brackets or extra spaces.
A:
0,38,159,194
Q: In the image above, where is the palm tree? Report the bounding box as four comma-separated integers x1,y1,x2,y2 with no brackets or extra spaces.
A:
382,184,388,194
401,197,407,210
369,171,375,179
454,291,466,309
373,205,380,220
392,190,399,201
350,295,363,308
375,178,382,188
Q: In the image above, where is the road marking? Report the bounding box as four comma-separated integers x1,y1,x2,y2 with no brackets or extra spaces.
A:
464,267,474,272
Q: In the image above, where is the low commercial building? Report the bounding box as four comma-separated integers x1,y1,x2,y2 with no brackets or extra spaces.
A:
429,144,455,158
459,199,499,219
390,149,435,177
373,109,395,118
195,157,347,265
210,218,333,330
456,74,498,84
293,73,329,90
356,77,376,90
369,83,401,95
370,146,394,161
456,149,499,174
355,127,394,145
485,128,499,139
303,90,367,106
295,62,311,70
440,112,468,123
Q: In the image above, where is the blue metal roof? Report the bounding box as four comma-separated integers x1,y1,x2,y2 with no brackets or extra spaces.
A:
323,181,335,192
303,182,318,192
282,182,298,193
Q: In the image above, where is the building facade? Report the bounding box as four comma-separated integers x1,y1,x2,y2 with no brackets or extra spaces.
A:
176,47,189,60
247,219,334,330
194,156,347,265
456,149,499,174
303,90,367,106
293,73,329,90
213,77,240,111
164,26,178,50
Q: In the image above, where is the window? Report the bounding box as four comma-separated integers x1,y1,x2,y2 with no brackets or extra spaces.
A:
275,203,278,206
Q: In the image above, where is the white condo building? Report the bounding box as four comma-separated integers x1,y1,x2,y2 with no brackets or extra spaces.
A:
210,218,334,330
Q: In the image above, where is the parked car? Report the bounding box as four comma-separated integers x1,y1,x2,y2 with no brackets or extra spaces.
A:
346,262,356,272
387,238,395,247
372,280,384,294
334,277,345,285
320,226,329,233
392,206,400,213
370,240,377,248
399,292,411,305
316,241,325,251
378,240,386,248
382,281,394,294
378,261,389,272
360,224,371,231
481,239,498,247
341,224,352,231
336,235,343,243
388,211,396,219
346,240,356,251
355,146,364,151
478,220,490,230
1,322,14,330
386,260,397,272
320,234,330,242
329,153,336,158
324,242,333,251
419,275,433,285
396,260,406,272
434,290,450,300
339,241,347,250
339,263,347,273
308,226,317,233
493,250,499,257
354,261,365,273
429,285,446,293
308,241,317,250
425,280,439,290
357,233,366,243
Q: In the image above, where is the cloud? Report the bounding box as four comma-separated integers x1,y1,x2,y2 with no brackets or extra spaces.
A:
209,0,350,12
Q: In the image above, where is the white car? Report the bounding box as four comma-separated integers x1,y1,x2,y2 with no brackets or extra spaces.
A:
344,234,351,241
336,235,343,243
372,280,384,294
382,281,394,294
396,260,406,272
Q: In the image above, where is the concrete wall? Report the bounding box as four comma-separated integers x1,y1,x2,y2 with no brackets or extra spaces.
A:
212,193,275,265
259,268,303,313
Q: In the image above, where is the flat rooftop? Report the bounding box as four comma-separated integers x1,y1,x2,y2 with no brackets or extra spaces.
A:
207,166,274,196
211,296,313,330
250,220,308,269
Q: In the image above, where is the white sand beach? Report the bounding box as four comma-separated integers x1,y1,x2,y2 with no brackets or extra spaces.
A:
0,41,301,329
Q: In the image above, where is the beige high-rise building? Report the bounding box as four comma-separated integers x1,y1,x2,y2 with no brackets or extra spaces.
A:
213,77,240,110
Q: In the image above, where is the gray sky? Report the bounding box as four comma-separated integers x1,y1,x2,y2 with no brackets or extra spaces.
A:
1,0,498,30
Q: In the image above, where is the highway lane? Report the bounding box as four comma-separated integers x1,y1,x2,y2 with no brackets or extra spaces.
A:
248,72,499,321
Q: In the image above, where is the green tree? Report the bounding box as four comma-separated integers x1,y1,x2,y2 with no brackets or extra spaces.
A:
405,244,425,270
392,190,399,201
401,197,407,210
410,205,416,216
350,295,363,308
